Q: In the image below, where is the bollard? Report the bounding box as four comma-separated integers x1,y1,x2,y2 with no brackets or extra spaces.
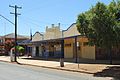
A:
60,58,64,67
10,49,15,62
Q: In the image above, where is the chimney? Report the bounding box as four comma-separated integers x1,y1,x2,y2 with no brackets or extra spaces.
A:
52,24,54,28
58,23,60,27
46,26,48,31
58,23,60,29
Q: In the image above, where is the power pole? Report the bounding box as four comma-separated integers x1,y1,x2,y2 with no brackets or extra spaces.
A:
9,5,22,62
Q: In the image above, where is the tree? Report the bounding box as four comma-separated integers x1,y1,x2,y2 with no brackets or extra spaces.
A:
5,39,15,54
12,46,24,56
77,1,120,64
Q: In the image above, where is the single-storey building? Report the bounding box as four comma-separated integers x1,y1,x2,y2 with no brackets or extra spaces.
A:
30,23,120,60
30,23,95,60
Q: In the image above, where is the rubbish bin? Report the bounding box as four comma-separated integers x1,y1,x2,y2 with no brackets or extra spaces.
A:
10,49,15,62
60,58,64,67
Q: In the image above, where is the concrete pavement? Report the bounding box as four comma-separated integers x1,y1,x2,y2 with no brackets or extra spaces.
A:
0,56,117,74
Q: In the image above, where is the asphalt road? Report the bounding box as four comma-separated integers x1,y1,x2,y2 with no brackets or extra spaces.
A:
0,61,111,80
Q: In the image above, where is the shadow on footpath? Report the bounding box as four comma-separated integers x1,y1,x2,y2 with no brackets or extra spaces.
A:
94,66,120,80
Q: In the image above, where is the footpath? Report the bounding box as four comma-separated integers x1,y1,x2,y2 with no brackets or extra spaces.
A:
0,56,120,79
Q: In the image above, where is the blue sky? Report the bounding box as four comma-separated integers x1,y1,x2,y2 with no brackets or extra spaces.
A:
0,0,112,36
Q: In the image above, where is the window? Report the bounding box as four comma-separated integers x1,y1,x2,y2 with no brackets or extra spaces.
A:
83,42,88,46
65,43,71,47
0,40,2,43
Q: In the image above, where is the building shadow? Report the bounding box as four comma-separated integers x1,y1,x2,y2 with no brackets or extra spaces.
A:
94,66,120,80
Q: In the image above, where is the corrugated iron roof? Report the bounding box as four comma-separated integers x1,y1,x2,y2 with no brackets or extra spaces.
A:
4,33,29,39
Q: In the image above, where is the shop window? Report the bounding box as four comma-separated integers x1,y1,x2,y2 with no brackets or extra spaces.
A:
65,43,71,47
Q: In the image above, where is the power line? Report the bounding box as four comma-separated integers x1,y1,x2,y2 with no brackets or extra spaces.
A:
0,14,70,28
20,15,71,26
20,15,51,25
0,14,14,25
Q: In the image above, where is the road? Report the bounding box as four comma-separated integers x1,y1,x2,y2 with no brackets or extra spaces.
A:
0,61,111,80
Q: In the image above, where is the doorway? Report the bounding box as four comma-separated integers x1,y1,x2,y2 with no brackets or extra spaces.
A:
36,46,39,57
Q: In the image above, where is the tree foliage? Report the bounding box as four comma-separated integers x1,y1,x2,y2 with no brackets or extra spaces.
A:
5,39,15,53
77,1,120,49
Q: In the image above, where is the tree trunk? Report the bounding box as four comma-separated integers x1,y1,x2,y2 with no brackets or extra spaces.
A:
108,47,112,64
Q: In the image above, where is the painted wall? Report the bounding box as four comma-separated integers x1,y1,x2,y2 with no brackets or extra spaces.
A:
63,23,80,38
64,37,95,59
44,32,55,40
32,46,36,57
77,37,95,59
39,46,42,56
81,46,95,59
64,38,74,58
44,25,62,40
32,32,43,41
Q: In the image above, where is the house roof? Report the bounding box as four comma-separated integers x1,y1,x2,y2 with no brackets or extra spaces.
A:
62,23,76,32
18,39,31,45
31,35,82,45
32,31,43,37
4,33,29,39
0,36,2,39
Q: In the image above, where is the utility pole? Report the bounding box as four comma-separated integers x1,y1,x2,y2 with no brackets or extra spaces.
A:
9,5,22,62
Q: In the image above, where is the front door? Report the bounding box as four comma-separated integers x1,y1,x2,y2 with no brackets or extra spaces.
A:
36,46,39,57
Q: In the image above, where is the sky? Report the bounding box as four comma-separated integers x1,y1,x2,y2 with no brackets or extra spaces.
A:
0,0,112,36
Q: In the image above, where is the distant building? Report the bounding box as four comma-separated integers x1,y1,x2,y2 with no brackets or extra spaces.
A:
0,36,4,55
0,33,29,55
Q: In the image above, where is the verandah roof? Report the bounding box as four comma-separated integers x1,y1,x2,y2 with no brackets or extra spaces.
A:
19,35,82,46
